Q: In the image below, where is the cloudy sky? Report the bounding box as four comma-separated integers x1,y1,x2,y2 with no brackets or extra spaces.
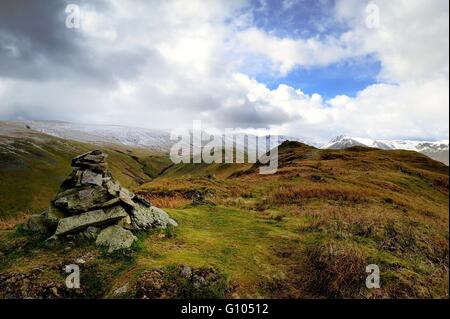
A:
0,0,448,142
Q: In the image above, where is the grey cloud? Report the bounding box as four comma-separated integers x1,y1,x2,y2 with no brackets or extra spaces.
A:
0,0,150,85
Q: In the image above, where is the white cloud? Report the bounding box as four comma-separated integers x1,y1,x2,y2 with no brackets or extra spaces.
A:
236,27,362,75
0,0,448,142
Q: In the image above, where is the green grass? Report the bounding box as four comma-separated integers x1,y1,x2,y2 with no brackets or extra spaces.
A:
0,137,448,298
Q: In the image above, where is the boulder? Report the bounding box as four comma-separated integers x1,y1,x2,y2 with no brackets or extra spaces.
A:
130,203,178,230
24,214,49,233
53,186,110,214
54,207,128,235
95,225,137,253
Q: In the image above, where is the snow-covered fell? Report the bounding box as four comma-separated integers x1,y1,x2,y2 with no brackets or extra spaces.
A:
7,122,448,165
21,120,173,152
322,135,449,164
17,121,318,153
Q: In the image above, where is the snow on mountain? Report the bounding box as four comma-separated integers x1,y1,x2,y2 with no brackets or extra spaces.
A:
21,120,173,152
9,121,448,165
18,121,318,154
322,135,449,165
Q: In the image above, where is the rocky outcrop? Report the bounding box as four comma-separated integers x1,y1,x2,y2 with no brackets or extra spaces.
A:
25,150,177,252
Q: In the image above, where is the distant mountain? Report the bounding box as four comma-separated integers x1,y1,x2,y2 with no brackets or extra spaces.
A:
18,120,173,152
4,121,448,165
11,120,319,153
322,135,449,165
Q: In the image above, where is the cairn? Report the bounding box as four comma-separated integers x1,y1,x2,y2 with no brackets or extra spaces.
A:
25,150,177,252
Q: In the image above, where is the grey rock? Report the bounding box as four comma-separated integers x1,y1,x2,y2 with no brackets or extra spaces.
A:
71,150,109,173
119,189,136,209
95,225,137,253
72,150,107,166
181,266,192,278
134,194,152,207
117,214,133,230
105,180,121,197
130,204,178,230
82,226,100,240
81,169,103,187
54,207,128,235
42,204,67,229
101,197,121,208
81,162,108,174
61,169,83,188
53,186,110,214
113,283,129,296
24,214,48,233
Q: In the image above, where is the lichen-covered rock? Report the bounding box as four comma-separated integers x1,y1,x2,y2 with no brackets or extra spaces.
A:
71,150,108,173
42,204,67,229
130,203,178,230
80,169,103,187
24,214,49,233
54,207,128,235
105,179,121,197
61,169,83,189
82,226,101,240
53,186,110,214
119,189,136,208
24,150,178,243
117,214,133,230
95,225,137,253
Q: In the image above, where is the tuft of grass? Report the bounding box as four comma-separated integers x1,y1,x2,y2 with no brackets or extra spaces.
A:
300,242,368,298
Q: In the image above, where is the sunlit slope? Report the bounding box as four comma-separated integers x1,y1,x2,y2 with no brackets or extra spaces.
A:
0,122,170,219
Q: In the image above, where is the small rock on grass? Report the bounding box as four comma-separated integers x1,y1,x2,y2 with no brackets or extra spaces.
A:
95,225,137,253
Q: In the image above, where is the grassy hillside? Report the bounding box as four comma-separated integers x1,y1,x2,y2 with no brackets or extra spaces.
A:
135,141,449,298
0,122,170,222
0,138,448,298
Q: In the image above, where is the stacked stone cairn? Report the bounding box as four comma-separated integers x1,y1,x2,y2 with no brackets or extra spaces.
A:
25,150,178,252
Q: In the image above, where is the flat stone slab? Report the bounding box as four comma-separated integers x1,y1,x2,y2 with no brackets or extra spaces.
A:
55,207,128,235
53,186,110,214
72,150,107,166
